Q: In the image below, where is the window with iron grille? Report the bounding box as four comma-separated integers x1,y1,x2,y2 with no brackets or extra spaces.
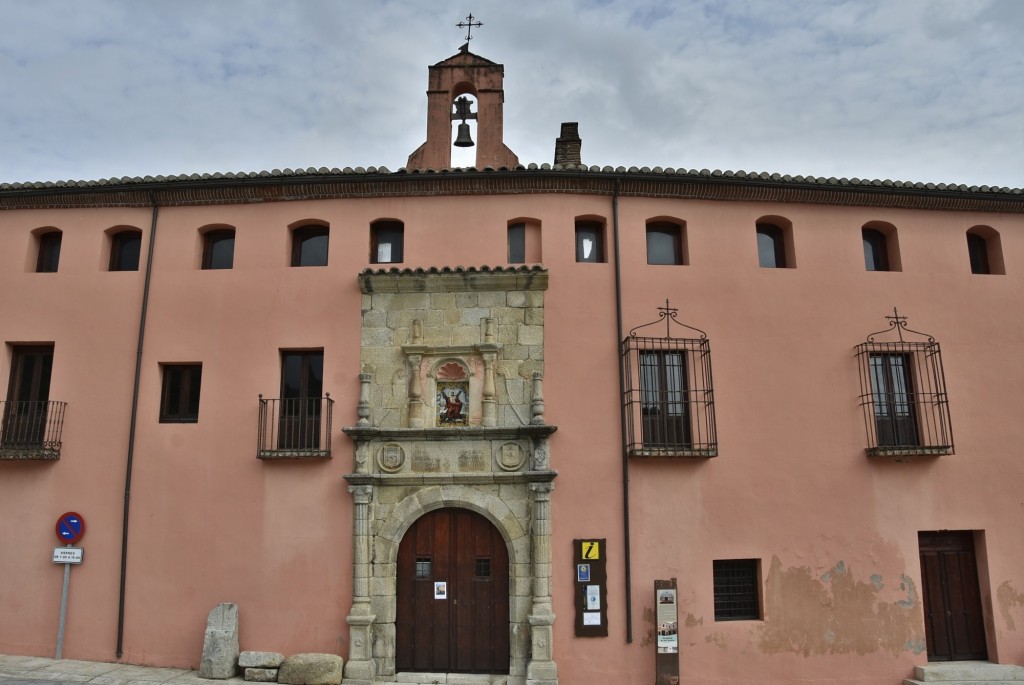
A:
622,301,717,457
713,559,760,621
856,309,952,456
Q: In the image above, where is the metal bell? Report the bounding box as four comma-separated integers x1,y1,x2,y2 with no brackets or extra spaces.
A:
454,122,474,147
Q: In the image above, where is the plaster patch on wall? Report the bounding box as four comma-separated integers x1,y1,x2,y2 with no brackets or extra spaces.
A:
705,632,728,651
997,581,1024,631
870,574,884,591
640,606,656,648
758,556,924,657
684,613,703,628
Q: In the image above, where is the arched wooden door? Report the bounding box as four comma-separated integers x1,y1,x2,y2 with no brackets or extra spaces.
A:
396,508,510,674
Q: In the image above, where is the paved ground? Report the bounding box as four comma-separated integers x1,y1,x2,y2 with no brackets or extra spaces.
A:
0,655,243,685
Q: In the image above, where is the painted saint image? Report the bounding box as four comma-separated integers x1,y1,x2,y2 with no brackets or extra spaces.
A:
436,382,468,426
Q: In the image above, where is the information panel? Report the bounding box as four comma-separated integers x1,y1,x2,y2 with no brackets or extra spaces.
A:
655,578,680,685
572,538,608,637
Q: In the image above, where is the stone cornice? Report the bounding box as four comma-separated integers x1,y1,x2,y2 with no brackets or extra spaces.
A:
1,168,1020,214
358,266,548,294
342,469,557,487
342,425,557,442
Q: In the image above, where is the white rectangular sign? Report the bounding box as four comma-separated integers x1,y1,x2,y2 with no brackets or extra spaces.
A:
52,547,83,564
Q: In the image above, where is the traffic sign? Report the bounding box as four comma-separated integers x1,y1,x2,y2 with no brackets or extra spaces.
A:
55,512,85,544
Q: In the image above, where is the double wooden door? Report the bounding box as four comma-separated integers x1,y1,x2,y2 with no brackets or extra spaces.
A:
918,531,987,661
396,508,509,674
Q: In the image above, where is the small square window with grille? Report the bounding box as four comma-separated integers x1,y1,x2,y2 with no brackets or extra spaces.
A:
475,558,491,578
415,558,431,579
713,559,760,621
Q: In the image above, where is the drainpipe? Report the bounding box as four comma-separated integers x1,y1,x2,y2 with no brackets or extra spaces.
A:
611,178,633,643
116,194,159,658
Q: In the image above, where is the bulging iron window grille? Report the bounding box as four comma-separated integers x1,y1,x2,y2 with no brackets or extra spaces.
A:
855,309,953,457
622,300,717,457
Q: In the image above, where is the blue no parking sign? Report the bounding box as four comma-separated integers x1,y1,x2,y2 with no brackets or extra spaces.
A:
55,512,85,544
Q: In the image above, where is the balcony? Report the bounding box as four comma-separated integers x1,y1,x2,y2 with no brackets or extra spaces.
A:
0,400,67,460
258,395,333,459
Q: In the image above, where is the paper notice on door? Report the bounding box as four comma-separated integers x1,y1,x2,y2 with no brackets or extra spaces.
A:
434,582,447,599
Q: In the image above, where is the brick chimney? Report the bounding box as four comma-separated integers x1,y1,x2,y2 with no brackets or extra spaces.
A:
553,122,582,166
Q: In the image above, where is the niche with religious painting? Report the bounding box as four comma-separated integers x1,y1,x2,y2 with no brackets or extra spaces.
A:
435,361,469,427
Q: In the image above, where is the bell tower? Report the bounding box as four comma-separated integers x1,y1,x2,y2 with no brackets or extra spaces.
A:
406,44,519,170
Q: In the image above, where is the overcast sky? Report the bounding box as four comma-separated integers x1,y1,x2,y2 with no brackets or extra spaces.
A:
1,0,1021,187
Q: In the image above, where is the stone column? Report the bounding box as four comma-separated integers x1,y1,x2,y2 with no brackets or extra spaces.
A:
482,352,497,427
527,482,557,685
344,484,377,684
356,372,372,427
407,354,423,428
530,372,546,425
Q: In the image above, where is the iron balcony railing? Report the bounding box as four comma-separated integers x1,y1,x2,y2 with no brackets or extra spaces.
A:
0,400,67,460
258,395,333,459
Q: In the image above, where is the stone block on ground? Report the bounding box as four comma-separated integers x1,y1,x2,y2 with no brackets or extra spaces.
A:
244,668,279,682
277,653,344,685
198,603,240,679
239,652,285,669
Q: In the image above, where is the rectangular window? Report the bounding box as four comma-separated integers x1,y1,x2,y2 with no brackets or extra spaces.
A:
639,351,691,448
575,220,604,263
713,559,760,621
36,232,62,273
868,353,919,448
292,226,329,267
159,364,202,423
646,222,683,265
508,223,525,263
371,221,404,264
415,558,432,579
110,231,142,271
202,229,235,270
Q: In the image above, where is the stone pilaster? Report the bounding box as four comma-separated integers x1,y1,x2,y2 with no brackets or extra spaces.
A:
344,484,377,684
527,481,557,685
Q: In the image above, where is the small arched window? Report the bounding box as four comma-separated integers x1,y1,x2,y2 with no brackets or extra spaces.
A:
646,221,685,265
575,219,606,263
862,228,890,272
371,220,404,264
36,230,62,273
292,225,329,267
202,228,235,270
110,230,142,271
966,226,1004,275
756,223,786,268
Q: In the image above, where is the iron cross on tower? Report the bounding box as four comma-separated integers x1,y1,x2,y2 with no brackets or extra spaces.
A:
456,13,483,43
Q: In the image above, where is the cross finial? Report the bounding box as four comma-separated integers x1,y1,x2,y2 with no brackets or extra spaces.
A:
456,13,483,43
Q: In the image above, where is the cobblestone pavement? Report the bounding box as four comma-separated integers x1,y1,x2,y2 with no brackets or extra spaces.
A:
0,655,244,685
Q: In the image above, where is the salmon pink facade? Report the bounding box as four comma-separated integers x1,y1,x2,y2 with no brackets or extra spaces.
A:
1,48,1023,685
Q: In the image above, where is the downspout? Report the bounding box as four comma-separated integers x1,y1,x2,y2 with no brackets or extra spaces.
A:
611,178,633,643
116,193,159,658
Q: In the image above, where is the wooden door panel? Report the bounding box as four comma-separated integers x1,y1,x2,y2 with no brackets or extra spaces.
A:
918,532,987,661
397,508,509,674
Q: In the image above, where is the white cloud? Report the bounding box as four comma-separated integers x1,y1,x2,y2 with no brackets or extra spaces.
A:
0,0,1020,187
